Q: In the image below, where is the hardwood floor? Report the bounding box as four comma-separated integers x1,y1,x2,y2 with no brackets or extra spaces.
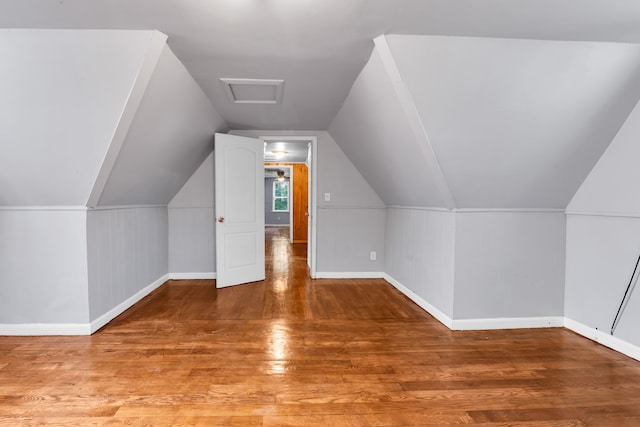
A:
1,226,640,425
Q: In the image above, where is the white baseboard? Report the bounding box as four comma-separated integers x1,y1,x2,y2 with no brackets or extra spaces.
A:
0,323,91,336
315,271,384,279
383,273,454,329
169,272,217,280
452,316,564,331
0,273,208,336
89,273,170,334
564,317,640,362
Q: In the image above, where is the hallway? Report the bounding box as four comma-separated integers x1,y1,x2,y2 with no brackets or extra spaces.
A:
0,231,639,425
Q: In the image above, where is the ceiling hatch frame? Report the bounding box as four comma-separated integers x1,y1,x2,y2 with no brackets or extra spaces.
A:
220,78,284,104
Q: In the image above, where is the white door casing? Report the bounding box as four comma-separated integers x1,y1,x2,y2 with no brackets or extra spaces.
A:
259,135,317,277
215,133,265,288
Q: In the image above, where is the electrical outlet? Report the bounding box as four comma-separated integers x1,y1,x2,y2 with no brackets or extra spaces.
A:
370,251,377,261
324,192,331,202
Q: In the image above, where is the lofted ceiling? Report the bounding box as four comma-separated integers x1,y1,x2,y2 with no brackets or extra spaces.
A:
2,1,640,130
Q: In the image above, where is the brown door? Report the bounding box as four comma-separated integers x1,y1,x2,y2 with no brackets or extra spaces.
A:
291,164,308,243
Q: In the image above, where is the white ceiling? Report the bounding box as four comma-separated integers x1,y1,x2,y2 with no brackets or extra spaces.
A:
264,141,309,163
2,0,640,130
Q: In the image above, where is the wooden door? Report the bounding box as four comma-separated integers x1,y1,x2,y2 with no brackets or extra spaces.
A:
292,164,308,243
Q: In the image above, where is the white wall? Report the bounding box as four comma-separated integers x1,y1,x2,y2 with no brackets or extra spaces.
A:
565,215,640,348
453,212,566,321
0,209,89,329
566,97,640,349
0,29,160,206
168,152,215,275
316,208,385,274
384,208,455,320
87,207,168,328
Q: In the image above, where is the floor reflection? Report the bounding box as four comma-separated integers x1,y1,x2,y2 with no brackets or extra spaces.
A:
268,321,289,374
264,227,302,373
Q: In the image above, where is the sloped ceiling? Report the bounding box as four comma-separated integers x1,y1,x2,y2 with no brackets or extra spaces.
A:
329,48,453,208
568,96,640,214
3,1,640,131
97,44,225,206
329,35,640,209
388,35,640,209
0,29,160,206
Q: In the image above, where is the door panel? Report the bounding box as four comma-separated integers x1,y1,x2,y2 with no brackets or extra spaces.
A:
215,133,265,288
292,164,308,243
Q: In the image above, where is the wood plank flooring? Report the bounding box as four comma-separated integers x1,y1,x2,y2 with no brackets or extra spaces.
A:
1,226,640,425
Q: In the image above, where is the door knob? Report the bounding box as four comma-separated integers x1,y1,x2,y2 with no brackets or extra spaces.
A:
218,216,225,223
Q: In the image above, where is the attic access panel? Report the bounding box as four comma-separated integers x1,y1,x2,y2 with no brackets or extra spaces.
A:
220,78,284,104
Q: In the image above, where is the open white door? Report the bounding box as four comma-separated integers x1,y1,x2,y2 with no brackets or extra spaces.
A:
215,133,265,288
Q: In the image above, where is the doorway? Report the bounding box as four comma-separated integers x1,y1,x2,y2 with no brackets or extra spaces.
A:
261,136,317,277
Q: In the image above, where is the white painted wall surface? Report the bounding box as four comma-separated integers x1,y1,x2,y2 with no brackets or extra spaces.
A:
565,215,640,347
316,208,385,273
86,207,168,323
0,29,158,206
0,209,89,324
386,35,640,209
565,97,640,349
169,152,215,208
169,208,215,275
328,47,452,208
453,212,566,319
384,208,455,319
98,45,224,206
169,152,215,275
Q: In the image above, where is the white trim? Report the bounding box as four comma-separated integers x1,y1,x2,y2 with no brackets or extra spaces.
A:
564,317,640,362
0,323,90,336
565,210,640,219
317,205,386,210
0,206,87,211
374,35,456,209
383,273,454,329
89,204,167,211
265,223,290,227
386,206,451,212
455,208,565,214
168,204,215,209
90,273,169,334
316,272,385,279
87,31,168,207
384,207,565,214
452,317,564,331
169,272,216,280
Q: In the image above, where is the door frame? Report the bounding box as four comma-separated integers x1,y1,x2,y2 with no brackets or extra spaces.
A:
260,136,318,278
